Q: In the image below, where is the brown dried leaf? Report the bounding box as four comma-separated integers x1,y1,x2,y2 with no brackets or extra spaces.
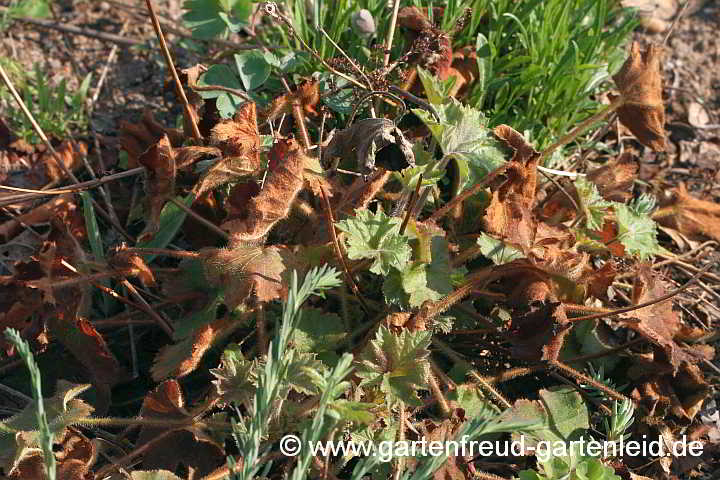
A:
137,134,176,243
151,315,238,381
174,145,221,170
619,264,692,371
195,102,262,196
118,110,184,168
630,359,710,421
483,125,540,252
39,140,87,184
109,245,156,286
507,278,571,362
203,243,293,308
654,185,720,243
260,79,320,123
136,380,225,476
323,118,415,175
398,6,433,32
0,194,73,242
223,138,306,242
586,152,638,203
47,317,123,413
613,42,667,151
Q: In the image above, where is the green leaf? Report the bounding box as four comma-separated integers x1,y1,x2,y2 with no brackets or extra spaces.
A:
355,326,431,407
447,384,497,418
413,99,506,191
210,344,261,407
335,209,411,276
182,0,250,39
393,143,445,192
291,308,347,363
477,233,525,265
416,67,456,106
383,236,453,308
234,51,271,91
475,33,491,105
137,194,194,263
10,0,50,18
614,203,660,260
327,400,375,425
196,64,245,118
574,177,612,231
501,386,589,469
629,193,656,216
284,351,327,396
0,380,93,474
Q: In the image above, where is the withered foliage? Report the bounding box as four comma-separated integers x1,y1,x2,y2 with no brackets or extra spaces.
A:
196,101,262,196
2,19,718,480
654,184,720,243
137,134,176,243
613,42,667,151
223,137,307,242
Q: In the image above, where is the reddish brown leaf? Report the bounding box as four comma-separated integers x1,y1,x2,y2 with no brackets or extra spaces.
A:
223,138,307,242
483,125,540,252
586,152,638,203
137,134,176,243
203,243,294,308
38,140,87,184
619,265,692,371
260,79,320,123
136,380,225,476
630,358,710,421
109,245,156,286
151,315,238,381
194,102,262,196
613,42,667,151
119,110,184,168
0,194,73,242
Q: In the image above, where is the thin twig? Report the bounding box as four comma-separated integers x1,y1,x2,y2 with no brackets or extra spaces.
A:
190,83,251,101
5,11,142,46
168,197,230,242
319,185,370,313
427,164,509,223
663,0,691,46
399,174,423,236
568,259,716,323
539,96,625,165
121,280,174,337
144,0,203,142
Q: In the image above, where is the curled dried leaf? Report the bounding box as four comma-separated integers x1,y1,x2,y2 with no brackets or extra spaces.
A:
137,135,176,243
136,380,225,475
223,138,307,242
613,42,667,151
323,118,415,175
260,79,320,123
119,110,184,168
109,245,156,286
483,125,539,252
203,243,293,308
586,152,638,203
619,264,692,372
193,102,262,196
654,185,720,243
151,315,238,381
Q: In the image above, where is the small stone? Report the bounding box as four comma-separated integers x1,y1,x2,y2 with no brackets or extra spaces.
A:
351,9,376,37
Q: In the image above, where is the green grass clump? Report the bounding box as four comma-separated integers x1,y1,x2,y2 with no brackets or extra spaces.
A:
0,60,91,144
